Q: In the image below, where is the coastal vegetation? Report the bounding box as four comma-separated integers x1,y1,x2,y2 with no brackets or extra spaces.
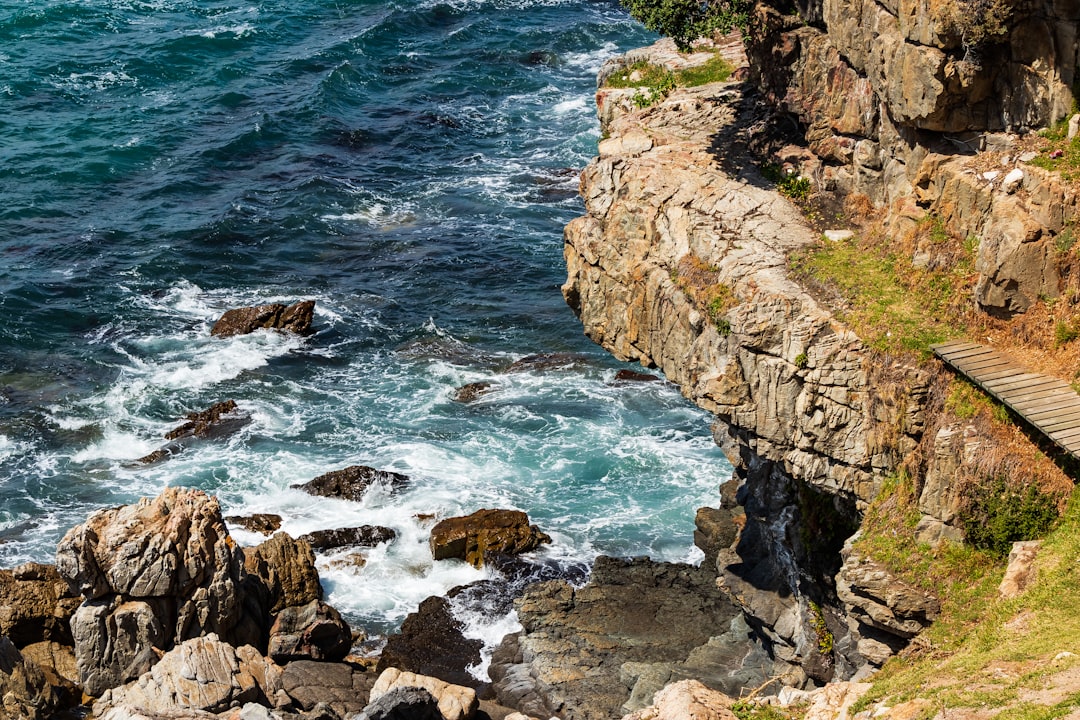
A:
620,0,750,50
604,52,734,107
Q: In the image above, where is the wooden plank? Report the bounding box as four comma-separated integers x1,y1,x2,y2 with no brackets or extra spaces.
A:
975,367,1027,383
1011,392,1079,412
1041,415,1080,432
946,348,1001,363
1026,404,1080,423
1049,428,1080,446
961,358,1021,374
931,340,983,354
984,375,1054,393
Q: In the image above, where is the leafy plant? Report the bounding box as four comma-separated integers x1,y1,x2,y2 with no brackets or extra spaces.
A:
807,600,834,656
777,174,812,200
620,0,751,51
960,475,1059,558
794,351,808,369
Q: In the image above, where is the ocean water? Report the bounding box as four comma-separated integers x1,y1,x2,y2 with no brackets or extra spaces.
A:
0,0,732,657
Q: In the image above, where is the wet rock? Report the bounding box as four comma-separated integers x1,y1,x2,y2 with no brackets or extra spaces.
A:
0,635,70,720
376,596,483,689
268,599,352,663
93,634,282,716
504,352,588,374
0,562,80,648
612,369,659,383
138,400,252,464
620,679,737,720
280,659,376,717
452,382,497,403
210,300,316,337
299,526,396,551
489,556,740,720
292,465,409,502
429,509,550,569
367,668,478,720
356,685,442,720
244,533,323,615
227,513,284,536
55,488,260,696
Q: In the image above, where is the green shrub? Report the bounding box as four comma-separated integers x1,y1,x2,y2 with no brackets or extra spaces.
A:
1055,319,1080,347
794,351,808,368
961,475,1059,558
621,0,751,51
778,174,812,200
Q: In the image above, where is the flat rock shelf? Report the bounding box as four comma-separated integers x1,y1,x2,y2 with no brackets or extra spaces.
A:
932,340,1080,458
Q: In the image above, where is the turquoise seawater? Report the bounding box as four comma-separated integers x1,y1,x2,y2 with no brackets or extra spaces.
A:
0,0,732,645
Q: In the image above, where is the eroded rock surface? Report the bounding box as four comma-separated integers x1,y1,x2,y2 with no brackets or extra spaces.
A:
243,533,323,615
210,300,315,337
279,659,376,717
298,526,396,551
292,465,409,502
429,509,551,568
267,599,351,663
368,668,478,720
0,563,80,649
376,596,483,689
0,635,68,720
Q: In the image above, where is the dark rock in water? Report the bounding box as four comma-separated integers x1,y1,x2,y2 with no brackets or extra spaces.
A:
522,50,559,66
430,509,551,569
163,399,251,441
268,599,352,663
376,596,483,690
0,563,80,649
299,525,397,550
504,352,589,374
210,299,315,337
395,336,501,370
243,533,323,615
357,686,443,720
484,552,590,588
225,512,283,536
281,659,376,717
292,465,409,502
613,369,660,383
137,399,252,464
451,381,497,403
489,556,743,720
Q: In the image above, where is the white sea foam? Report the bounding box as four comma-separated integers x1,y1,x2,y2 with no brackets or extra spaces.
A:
552,97,587,115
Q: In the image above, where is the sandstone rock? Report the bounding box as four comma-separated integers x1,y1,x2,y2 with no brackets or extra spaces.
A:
55,488,259,696
227,514,284,536
0,563,80,648
429,509,550,568
268,599,351,663
823,229,854,241
1001,167,1025,194
210,300,315,337
93,634,282,716
452,382,497,403
355,686,442,720
0,635,68,720
490,556,740,720
292,465,409,502
280,659,376,717
368,668,478,720
376,596,483,689
693,507,739,568
244,533,323,614
621,679,737,720
998,540,1042,598
800,681,872,720
1069,113,1080,140
19,640,78,686
299,526,396,551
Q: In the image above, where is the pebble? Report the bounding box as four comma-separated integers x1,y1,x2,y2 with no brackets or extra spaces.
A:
1002,167,1025,193
824,229,855,241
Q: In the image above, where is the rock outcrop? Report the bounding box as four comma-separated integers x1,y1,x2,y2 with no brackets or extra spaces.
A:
376,596,483,689
0,635,69,720
210,300,315,337
298,526,396,551
292,465,409,502
620,679,737,720
0,562,80,649
279,659,376,717
368,668,478,720
138,400,252,463
429,509,551,568
55,488,260,696
267,599,351,663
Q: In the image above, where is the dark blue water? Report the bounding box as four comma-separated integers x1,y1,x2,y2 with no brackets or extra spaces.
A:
0,0,730,648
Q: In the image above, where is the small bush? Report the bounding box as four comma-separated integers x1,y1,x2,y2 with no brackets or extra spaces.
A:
961,475,1059,558
621,0,751,51
1055,318,1080,347
778,174,812,200
794,351,808,368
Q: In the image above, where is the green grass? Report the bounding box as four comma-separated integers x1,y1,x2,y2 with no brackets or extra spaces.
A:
603,52,734,108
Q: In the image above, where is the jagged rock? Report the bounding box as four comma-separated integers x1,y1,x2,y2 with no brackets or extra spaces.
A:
268,600,351,663
503,353,588,373
692,507,739,569
368,668,478,720
354,686,442,720
797,681,872,720
93,634,282,716
999,540,1042,598
227,514,284,536
620,679,737,720
0,635,68,720
292,466,409,502
244,533,323,614
452,382,497,403
490,556,739,720
612,369,659,383
210,300,315,337
299,526,396,551
55,488,260,696
429,509,550,568
376,596,482,690
0,562,80,648
138,400,253,463
280,660,376,717
19,640,78,686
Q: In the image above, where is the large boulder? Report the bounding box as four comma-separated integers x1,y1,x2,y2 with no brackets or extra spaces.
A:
368,668,478,720
243,533,323,615
227,514,284,537
55,488,261,696
429,510,550,569
292,465,409,502
299,526,396,551
267,599,351,663
0,635,69,720
376,596,482,689
620,679,737,720
280,659,376,717
0,562,80,648
355,686,443,720
210,300,316,337
92,634,283,716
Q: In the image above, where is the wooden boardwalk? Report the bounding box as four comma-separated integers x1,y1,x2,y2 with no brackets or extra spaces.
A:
932,340,1080,458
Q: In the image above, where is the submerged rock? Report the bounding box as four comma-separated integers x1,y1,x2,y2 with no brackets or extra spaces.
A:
451,381,497,403
376,596,483,689
138,400,252,464
210,300,315,337
227,513,284,536
292,465,409,502
299,526,396,551
429,509,550,569
55,488,260,696
504,352,588,374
